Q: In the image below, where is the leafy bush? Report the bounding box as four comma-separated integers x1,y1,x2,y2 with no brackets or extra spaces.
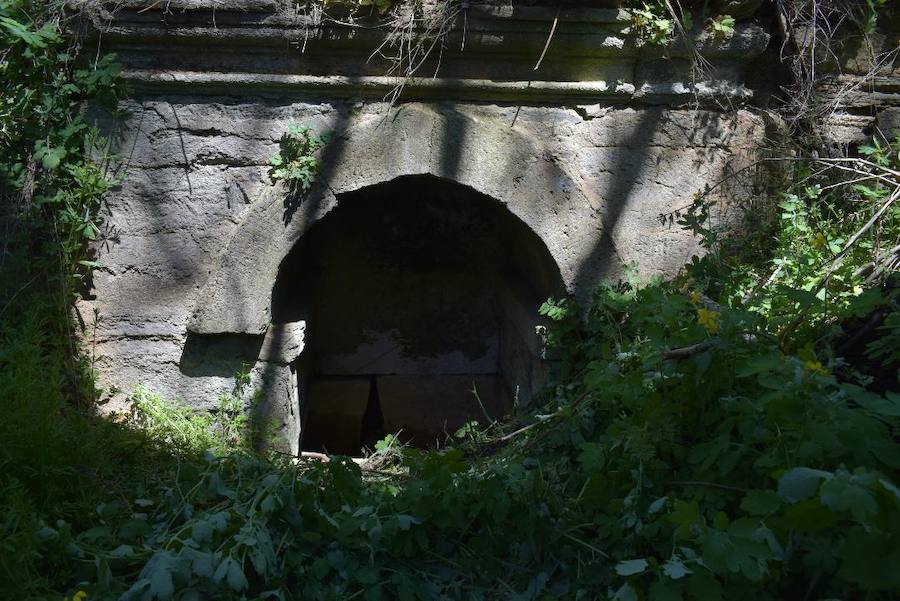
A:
9,268,897,599
0,0,124,591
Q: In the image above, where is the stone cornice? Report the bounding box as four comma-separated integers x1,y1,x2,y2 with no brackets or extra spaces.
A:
74,1,771,104
119,69,757,104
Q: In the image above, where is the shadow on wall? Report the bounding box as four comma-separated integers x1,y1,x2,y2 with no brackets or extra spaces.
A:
123,97,761,455
180,334,264,379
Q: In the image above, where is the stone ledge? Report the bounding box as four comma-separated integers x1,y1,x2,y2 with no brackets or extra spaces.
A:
122,69,756,103
76,0,770,103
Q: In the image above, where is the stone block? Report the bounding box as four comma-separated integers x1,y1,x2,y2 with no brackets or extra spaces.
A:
302,377,370,455
877,107,900,140
377,375,511,448
258,321,306,364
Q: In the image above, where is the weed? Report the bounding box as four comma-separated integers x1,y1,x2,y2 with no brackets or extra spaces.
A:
268,124,328,193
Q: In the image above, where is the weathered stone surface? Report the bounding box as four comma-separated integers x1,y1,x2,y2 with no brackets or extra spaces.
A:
72,0,779,453
794,15,900,145
183,103,767,335
877,107,900,139
259,322,306,364
82,98,769,438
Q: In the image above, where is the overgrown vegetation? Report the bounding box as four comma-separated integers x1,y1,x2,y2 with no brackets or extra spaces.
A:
2,0,900,600
0,0,122,589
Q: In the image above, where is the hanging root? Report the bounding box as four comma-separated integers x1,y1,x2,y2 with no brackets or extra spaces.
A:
366,0,463,107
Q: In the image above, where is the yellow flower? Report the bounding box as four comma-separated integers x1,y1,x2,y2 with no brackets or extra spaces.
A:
805,359,829,376
689,291,702,305
73,592,88,601
697,308,720,334
812,232,827,250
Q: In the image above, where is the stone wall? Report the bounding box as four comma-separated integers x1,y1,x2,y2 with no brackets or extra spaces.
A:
76,0,776,453
806,11,900,146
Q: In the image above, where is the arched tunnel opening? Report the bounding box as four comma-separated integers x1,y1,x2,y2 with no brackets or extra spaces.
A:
271,175,565,455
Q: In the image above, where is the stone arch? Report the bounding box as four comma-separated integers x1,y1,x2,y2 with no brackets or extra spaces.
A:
271,173,566,453
188,104,601,336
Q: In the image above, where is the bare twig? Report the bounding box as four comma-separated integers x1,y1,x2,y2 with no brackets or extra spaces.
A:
661,340,713,360
533,3,561,71
821,186,900,283
496,390,589,443
667,480,747,493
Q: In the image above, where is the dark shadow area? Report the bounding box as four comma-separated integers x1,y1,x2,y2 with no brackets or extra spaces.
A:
271,174,565,454
438,105,468,181
255,100,354,452
179,333,264,378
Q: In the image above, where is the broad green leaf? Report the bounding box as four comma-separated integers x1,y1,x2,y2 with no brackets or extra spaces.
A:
40,146,66,170
740,490,781,516
669,500,700,528
612,583,638,601
819,473,877,521
577,442,605,471
649,580,682,601
838,529,900,590
853,390,900,417
191,520,213,544
648,496,669,514
663,558,691,580
110,544,134,558
227,559,248,592
616,558,649,576
396,514,421,530
148,564,175,601
777,468,832,503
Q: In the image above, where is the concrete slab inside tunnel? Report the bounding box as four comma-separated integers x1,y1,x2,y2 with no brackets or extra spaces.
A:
271,174,564,455
302,375,512,454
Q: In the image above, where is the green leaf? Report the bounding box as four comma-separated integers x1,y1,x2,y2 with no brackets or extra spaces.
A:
838,529,900,590
227,559,248,592
616,558,649,576
853,390,900,417
649,580,682,601
149,564,175,601
578,442,605,472
191,520,213,544
110,544,134,558
663,558,691,580
819,472,877,521
669,500,700,529
648,496,669,514
214,556,248,592
740,490,781,516
396,514,421,530
612,583,638,601
735,353,782,377
0,16,52,47
40,146,66,170
357,566,379,584
189,550,214,578
777,468,832,503
784,499,837,532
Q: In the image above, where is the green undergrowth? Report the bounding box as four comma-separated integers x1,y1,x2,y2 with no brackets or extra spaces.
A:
0,0,126,589
4,140,900,599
